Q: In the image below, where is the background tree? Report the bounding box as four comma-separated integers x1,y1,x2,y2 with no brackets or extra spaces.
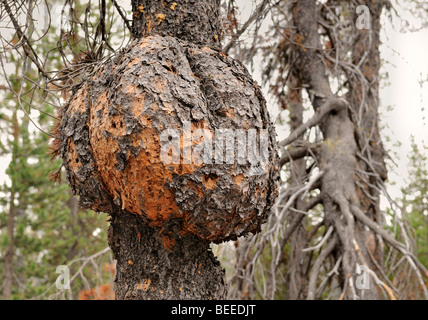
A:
224,0,428,300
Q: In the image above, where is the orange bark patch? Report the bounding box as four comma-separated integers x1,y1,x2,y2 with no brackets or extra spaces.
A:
261,187,268,197
199,47,214,54
146,18,153,34
154,77,166,92
187,181,203,198
225,107,235,119
127,58,142,68
121,129,181,222
139,37,152,48
78,284,115,300
162,234,175,250
136,279,151,291
162,102,175,114
156,13,166,25
69,84,87,114
88,92,181,224
233,174,245,186
202,174,219,190
67,139,82,173
87,89,216,227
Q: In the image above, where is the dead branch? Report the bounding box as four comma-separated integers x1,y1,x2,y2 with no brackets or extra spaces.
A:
306,236,337,300
223,0,271,54
279,97,348,147
1,0,51,80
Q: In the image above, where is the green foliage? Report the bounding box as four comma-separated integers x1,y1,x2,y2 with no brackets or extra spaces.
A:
0,87,110,299
0,0,121,299
401,137,428,267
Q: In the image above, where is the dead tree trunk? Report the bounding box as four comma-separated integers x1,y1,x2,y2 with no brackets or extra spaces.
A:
291,0,384,300
54,0,279,300
228,0,427,300
108,211,226,299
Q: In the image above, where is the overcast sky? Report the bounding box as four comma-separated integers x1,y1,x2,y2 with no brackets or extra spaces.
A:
380,21,428,198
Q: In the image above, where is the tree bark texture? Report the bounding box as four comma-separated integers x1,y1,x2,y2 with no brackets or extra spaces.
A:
108,210,226,299
131,0,221,48
55,0,278,299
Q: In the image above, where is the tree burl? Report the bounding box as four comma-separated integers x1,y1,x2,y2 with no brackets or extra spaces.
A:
53,0,279,300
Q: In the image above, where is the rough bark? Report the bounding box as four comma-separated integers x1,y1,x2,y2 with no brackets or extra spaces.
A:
108,211,226,299
55,0,278,300
131,0,221,48
59,35,278,243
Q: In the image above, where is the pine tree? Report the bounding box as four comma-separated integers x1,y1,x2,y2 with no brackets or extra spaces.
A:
401,138,428,268
0,0,112,299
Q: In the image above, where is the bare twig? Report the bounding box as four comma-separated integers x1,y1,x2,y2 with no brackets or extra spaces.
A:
303,226,333,252
279,97,348,147
223,0,271,54
1,0,52,80
112,0,132,34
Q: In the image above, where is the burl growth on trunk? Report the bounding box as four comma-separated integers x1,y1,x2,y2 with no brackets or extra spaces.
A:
52,0,279,299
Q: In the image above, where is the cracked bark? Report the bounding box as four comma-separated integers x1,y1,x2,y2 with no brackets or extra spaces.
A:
131,0,221,48
56,0,278,300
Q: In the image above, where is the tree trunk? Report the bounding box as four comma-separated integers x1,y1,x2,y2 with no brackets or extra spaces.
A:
292,0,386,299
107,0,226,300
347,1,387,299
56,0,278,300
286,75,309,300
131,0,221,48
108,211,226,299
